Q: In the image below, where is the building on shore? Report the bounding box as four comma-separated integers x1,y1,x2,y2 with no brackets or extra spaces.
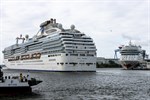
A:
97,57,119,64
96,57,121,68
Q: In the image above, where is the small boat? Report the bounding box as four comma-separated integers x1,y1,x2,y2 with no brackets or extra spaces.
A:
0,67,42,95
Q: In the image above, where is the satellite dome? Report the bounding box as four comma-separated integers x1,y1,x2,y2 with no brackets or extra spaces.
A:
58,24,63,29
70,25,75,30
25,34,29,39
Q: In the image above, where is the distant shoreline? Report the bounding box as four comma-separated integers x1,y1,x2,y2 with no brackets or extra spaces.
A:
96,60,122,68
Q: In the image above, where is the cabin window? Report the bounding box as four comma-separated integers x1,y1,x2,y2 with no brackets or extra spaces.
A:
60,63,64,65
80,54,85,56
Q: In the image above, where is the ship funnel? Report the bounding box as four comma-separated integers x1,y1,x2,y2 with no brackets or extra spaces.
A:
54,19,56,24
51,18,53,23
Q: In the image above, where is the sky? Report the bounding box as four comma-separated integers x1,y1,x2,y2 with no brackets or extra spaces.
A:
0,0,150,64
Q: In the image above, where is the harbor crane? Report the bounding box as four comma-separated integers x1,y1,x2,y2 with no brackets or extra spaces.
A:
114,46,122,59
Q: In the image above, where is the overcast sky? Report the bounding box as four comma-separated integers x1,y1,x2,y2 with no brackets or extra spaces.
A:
0,0,150,64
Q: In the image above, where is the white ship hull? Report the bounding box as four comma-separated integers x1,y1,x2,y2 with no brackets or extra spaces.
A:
4,53,96,72
120,61,139,69
120,55,142,69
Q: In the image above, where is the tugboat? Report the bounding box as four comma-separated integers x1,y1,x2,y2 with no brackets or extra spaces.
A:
0,67,42,95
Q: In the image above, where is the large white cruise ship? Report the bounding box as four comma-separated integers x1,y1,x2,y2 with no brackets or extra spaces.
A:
119,41,146,69
2,18,97,71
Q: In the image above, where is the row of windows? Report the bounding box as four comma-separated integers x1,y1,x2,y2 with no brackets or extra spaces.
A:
26,42,43,51
4,43,42,55
8,42,62,55
8,53,41,61
60,33,72,35
66,54,94,57
64,42,94,45
27,42,42,48
121,54,139,55
43,44,63,50
47,53,95,57
61,36,72,38
73,34,84,37
42,50,63,55
121,50,139,52
48,54,61,57
28,45,42,51
57,62,96,66
62,39,92,43
43,38,61,45
65,46,95,49
121,56,138,59
42,40,62,48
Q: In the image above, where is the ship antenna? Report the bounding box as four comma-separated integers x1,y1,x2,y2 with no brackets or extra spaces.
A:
16,34,25,44
129,40,132,45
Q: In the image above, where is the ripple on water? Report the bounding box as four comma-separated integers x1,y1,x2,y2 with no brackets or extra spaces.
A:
1,68,150,100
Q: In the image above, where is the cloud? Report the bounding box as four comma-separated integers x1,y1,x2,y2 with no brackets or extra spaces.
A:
121,34,141,40
0,0,149,63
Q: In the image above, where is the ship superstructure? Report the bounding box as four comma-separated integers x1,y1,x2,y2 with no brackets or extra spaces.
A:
2,18,97,71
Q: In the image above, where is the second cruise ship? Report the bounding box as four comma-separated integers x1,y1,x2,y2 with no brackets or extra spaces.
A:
2,18,97,71
119,41,147,69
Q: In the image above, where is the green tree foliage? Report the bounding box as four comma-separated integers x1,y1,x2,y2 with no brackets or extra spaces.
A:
96,60,122,68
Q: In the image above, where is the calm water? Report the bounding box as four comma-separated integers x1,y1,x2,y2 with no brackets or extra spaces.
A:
0,68,150,100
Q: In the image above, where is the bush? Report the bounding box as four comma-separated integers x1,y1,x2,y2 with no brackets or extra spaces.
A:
96,60,121,68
